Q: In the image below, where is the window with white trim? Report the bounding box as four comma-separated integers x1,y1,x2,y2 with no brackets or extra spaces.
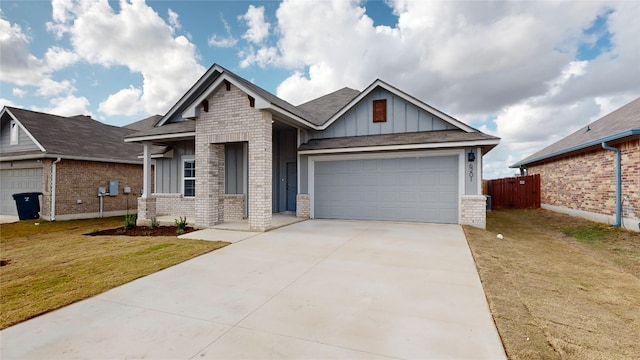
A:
10,121,19,145
182,157,195,197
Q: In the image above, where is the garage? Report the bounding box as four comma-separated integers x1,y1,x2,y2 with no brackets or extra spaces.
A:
313,155,458,223
0,167,43,215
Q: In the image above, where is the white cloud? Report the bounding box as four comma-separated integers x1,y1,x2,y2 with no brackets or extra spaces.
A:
98,86,142,116
43,46,79,71
37,95,91,117
0,98,19,108
167,9,181,30
240,5,270,44
12,88,26,98
208,15,237,48
0,17,46,85
48,0,205,116
36,78,75,97
252,0,639,179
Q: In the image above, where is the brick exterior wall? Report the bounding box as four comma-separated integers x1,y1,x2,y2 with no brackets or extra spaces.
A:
153,193,196,219
528,139,639,229
41,159,142,220
137,197,156,222
223,194,245,221
461,195,487,229
195,84,272,231
296,194,310,219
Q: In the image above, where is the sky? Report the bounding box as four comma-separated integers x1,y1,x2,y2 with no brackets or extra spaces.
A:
1,0,639,179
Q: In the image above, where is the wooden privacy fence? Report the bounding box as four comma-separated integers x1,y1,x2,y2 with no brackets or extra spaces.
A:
486,174,541,210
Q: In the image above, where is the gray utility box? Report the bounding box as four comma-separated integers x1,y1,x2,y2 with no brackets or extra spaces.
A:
108,180,118,196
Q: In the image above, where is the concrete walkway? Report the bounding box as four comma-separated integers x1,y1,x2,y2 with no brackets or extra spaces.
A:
0,220,505,359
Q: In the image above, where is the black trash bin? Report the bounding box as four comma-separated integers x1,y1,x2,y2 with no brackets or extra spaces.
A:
12,192,42,220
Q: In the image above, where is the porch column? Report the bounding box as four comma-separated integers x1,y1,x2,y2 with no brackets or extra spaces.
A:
195,143,225,227
142,141,152,198
248,111,272,231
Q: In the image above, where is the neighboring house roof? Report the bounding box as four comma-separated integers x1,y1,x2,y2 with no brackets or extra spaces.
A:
297,87,361,126
1,107,143,164
511,97,640,168
299,130,500,153
124,114,163,131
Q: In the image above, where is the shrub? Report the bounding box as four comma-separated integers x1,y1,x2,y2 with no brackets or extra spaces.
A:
124,214,137,230
149,217,159,229
175,216,188,235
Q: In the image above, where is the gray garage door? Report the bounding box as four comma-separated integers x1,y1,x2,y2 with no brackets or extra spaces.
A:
314,156,458,223
0,168,43,215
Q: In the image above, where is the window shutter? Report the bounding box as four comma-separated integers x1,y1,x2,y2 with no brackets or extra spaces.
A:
373,99,387,123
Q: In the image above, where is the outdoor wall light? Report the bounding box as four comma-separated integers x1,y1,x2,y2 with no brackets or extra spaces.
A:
468,151,476,162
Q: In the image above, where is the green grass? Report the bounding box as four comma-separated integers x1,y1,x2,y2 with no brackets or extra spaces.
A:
0,217,229,329
562,224,611,244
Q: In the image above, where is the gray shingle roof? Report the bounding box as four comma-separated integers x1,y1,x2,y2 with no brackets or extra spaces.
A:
512,97,640,168
4,107,143,163
299,130,499,151
124,114,162,131
125,120,195,139
297,88,361,126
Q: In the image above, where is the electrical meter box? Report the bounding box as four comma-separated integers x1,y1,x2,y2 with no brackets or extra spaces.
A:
108,180,119,196
97,187,106,196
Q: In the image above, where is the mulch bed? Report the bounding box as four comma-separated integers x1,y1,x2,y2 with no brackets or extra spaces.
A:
88,226,197,236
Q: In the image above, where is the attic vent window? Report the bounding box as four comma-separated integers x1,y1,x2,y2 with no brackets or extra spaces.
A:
10,120,19,145
373,99,387,123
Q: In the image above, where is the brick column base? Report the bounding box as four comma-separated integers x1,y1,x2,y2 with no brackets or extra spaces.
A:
461,195,487,229
296,194,310,219
137,197,157,222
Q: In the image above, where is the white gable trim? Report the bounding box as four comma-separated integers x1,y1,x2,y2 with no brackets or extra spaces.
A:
1,107,46,152
156,64,226,127
318,79,476,133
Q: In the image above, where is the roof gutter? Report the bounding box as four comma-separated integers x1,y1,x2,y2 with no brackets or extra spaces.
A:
0,153,143,165
601,142,621,227
510,129,640,168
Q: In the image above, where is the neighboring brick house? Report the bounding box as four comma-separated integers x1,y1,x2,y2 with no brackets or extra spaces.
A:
0,107,145,220
126,64,500,230
511,98,640,232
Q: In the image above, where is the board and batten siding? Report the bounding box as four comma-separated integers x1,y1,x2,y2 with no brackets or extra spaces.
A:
0,118,40,153
154,141,195,194
307,89,456,141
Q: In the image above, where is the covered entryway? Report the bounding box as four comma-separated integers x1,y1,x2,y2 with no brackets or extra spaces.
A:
0,167,43,215
313,155,458,223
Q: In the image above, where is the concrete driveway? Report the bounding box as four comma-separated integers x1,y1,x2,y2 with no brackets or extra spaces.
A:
0,220,505,359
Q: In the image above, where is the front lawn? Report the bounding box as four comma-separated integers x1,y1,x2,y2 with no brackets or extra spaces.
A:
464,209,639,359
0,217,228,329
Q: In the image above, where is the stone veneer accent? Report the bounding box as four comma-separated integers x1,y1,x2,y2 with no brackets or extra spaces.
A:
461,195,487,229
223,194,245,221
195,84,272,231
296,194,310,218
527,139,639,229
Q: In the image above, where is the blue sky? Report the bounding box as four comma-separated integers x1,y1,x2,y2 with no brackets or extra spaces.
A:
1,0,639,179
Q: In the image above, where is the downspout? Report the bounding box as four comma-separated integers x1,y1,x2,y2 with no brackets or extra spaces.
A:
601,142,621,227
51,157,62,221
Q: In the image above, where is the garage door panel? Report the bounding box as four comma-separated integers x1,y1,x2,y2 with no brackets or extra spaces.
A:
314,156,458,223
1,167,43,215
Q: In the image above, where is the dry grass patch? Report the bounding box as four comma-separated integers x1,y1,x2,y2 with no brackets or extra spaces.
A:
464,209,640,360
0,217,228,329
